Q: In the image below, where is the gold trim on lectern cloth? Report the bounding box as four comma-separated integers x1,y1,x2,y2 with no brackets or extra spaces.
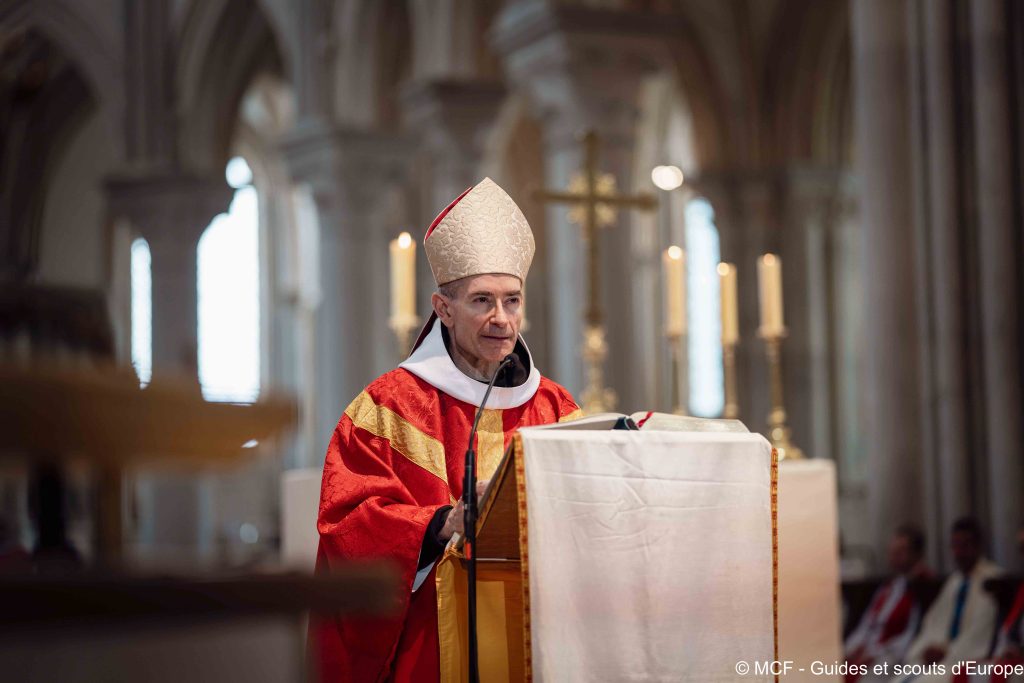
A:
771,446,780,683
514,434,533,683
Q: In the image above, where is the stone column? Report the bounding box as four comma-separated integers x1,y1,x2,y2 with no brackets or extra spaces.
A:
784,169,849,464
106,171,234,561
283,120,411,448
403,80,506,210
851,0,925,559
970,0,1024,566
493,2,666,407
918,0,971,567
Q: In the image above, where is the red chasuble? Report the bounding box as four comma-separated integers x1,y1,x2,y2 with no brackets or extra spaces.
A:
312,317,579,682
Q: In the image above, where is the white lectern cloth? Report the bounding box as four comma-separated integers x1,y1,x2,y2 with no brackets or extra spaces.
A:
518,429,776,682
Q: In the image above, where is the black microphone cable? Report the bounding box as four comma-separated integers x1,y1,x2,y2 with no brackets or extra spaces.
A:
463,353,514,683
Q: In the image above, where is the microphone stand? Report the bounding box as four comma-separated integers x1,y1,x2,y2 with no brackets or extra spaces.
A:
464,354,513,683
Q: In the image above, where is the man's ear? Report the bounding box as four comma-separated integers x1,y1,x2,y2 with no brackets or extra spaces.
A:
431,292,452,325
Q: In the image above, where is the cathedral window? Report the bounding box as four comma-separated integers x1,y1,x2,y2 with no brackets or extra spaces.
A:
684,197,724,417
197,157,261,402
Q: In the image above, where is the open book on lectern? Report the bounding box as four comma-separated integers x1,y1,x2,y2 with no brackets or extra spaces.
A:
459,411,750,558
529,410,749,433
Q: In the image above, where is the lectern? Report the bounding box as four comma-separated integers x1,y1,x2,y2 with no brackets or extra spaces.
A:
436,423,779,683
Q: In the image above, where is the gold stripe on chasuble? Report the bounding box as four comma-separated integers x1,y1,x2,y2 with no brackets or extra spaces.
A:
476,409,506,481
344,391,448,486
559,408,584,423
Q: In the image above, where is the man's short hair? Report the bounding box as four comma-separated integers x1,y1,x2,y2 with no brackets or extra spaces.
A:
951,516,984,543
437,280,464,300
894,523,926,557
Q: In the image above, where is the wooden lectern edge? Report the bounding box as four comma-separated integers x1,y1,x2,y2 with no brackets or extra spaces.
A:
472,435,521,561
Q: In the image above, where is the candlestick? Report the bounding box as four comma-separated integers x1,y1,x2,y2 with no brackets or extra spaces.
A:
757,253,785,337
718,262,739,345
722,343,739,420
663,246,686,337
667,331,685,415
581,324,616,413
763,335,804,460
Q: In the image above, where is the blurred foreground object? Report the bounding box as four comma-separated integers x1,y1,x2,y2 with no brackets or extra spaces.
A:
0,566,400,683
0,361,297,562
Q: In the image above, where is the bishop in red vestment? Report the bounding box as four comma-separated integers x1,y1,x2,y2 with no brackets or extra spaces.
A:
311,178,580,682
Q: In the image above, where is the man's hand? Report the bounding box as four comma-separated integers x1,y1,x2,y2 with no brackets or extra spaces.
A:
438,480,490,542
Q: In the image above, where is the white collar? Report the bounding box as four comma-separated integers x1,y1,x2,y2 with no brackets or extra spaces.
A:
399,317,541,409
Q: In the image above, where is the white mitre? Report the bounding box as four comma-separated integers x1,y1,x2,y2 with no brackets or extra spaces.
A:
422,177,535,286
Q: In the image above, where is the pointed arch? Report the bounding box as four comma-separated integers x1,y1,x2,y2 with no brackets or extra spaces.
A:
0,26,96,281
176,0,287,172
332,0,413,128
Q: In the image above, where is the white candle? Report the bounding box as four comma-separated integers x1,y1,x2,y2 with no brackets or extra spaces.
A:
757,253,784,336
390,232,416,325
663,246,686,336
718,262,739,345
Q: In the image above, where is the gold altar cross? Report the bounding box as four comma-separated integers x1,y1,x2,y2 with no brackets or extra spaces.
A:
534,130,657,412
534,131,657,327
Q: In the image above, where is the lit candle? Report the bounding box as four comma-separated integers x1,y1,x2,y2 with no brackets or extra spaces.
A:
757,253,784,336
663,246,686,336
390,232,416,325
718,262,739,345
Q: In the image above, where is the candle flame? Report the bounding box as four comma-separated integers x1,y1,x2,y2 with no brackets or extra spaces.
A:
397,232,413,249
667,245,684,260
717,262,734,276
762,253,778,266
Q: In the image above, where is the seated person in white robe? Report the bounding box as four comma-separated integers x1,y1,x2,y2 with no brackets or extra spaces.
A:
962,524,1024,683
845,524,935,682
895,517,1003,683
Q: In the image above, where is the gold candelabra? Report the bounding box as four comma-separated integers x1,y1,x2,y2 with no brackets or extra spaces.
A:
390,315,419,362
760,330,804,460
722,342,740,420
580,323,616,413
667,331,685,415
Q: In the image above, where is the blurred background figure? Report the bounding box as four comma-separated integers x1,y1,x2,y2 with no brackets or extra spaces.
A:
898,518,1003,682
845,524,936,682
956,524,1024,683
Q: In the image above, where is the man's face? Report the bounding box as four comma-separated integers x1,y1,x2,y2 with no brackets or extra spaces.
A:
887,534,917,574
436,273,523,366
951,530,982,573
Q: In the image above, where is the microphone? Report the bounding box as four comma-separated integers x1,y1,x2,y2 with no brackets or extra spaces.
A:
463,353,514,683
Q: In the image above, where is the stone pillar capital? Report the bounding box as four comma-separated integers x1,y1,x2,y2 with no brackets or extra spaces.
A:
281,120,413,222
401,79,507,163
105,171,233,245
492,1,674,146
686,166,853,234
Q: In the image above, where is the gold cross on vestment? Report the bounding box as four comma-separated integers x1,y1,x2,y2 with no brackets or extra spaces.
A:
534,130,657,412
